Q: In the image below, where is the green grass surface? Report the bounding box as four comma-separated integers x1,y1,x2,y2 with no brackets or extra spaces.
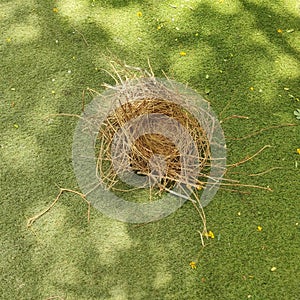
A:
1,0,300,299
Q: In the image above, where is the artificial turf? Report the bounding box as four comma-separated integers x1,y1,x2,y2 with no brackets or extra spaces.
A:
1,0,300,299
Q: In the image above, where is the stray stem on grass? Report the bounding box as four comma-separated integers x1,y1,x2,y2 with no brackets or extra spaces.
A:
27,188,90,228
71,26,89,46
82,89,85,112
220,115,249,123
249,167,283,176
219,182,272,191
227,123,298,140
226,145,271,169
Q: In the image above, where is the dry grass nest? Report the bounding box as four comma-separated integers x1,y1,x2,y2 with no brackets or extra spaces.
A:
96,98,211,196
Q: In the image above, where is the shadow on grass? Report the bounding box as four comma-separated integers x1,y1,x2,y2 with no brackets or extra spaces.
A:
1,0,300,299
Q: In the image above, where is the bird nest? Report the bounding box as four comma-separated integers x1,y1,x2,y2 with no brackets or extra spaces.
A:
70,71,228,225
96,97,211,195
27,63,273,237
87,68,223,209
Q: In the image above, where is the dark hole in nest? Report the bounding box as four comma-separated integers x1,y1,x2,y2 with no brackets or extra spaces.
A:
95,98,211,193
129,133,181,188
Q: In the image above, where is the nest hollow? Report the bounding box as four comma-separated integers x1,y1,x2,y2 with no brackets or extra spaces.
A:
96,97,211,195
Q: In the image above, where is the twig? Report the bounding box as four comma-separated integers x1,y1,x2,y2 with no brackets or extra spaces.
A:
164,187,196,203
217,187,251,194
27,188,90,228
220,115,249,123
147,57,155,77
227,145,271,168
198,230,205,247
219,182,272,191
179,186,208,241
110,61,124,85
219,100,232,118
249,167,283,177
87,87,101,96
227,124,298,140
71,26,89,46
82,89,85,112
100,68,120,85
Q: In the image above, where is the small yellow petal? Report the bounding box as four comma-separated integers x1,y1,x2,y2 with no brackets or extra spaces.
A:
271,267,277,272
297,149,300,155
137,11,142,17
189,261,197,269
180,51,187,56
53,7,59,13
204,230,215,239
277,29,283,33
257,226,263,232
249,86,254,91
